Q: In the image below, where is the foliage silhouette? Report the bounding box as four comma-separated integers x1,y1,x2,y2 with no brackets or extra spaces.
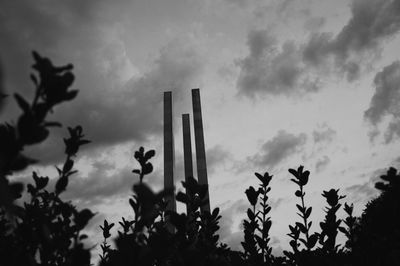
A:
0,52,92,266
0,51,78,213
1,53,400,266
0,125,92,266
241,172,274,265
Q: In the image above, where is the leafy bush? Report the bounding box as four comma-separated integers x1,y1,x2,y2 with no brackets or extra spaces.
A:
0,52,92,266
1,53,400,266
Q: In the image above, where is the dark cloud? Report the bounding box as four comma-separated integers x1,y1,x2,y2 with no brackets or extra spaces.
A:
62,163,134,206
315,155,330,173
249,130,307,169
238,0,400,98
236,29,319,98
344,168,384,204
61,158,163,206
303,0,400,81
58,37,203,146
364,61,400,143
0,1,204,164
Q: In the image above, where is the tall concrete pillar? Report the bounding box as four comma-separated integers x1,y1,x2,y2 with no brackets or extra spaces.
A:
163,91,176,213
182,113,193,214
192,88,210,213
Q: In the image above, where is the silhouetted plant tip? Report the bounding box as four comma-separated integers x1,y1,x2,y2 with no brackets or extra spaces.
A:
319,189,345,253
241,172,275,265
339,202,356,251
132,146,155,183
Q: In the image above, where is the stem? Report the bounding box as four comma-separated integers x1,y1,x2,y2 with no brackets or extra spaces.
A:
139,172,144,184
261,186,267,261
300,185,310,248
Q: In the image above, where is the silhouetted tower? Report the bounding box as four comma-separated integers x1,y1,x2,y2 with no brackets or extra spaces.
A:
163,91,176,212
182,113,194,214
163,89,210,215
192,88,210,213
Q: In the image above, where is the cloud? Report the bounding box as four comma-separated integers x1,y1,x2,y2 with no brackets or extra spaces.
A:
237,29,319,98
206,145,232,174
61,157,165,206
303,0,400,81
364,61,400,143
224,0,248,8
312,124,337,144
0,1,205,164
249,130,307,169
236,0,400,98
315,155,330,173
218,199,247,250
303,17,326,32
58,36,204,147
345,168,384,204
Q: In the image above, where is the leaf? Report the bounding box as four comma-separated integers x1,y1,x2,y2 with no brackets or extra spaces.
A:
254,235,264,248
176,192,188,203
63,158,74,173
288,225,297,234
55,176,68,194
142,162,153,175
288,168,298,178
255,172,263,183
308,233,319,249
338,226,348,236
263,220,272,232
296,204,304,213
295,222,307,234
79,234,88,240
299,238,307,246
212,207,220,218
132,169,140,175
14,93,30,112
247,208,255,221
144,149,155,160
78,139,91,146
30,74,38,85
264,206,271,215
43,121,62,127
289,240,297,249
305,207,312,219
64,90,78,101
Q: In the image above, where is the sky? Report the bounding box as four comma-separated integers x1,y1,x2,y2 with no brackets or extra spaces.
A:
2,0,400,257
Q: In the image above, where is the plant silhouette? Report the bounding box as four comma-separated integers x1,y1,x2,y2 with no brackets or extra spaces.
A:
1,53,400,266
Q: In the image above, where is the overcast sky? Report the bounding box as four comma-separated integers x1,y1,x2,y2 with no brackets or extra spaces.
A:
2,0,400,255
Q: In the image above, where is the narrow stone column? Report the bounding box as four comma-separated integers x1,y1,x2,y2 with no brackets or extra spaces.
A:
192,88,210,213
182,113,194,214
163,91,176,213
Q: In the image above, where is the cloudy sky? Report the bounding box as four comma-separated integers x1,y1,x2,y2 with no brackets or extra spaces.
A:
2,0,400,256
